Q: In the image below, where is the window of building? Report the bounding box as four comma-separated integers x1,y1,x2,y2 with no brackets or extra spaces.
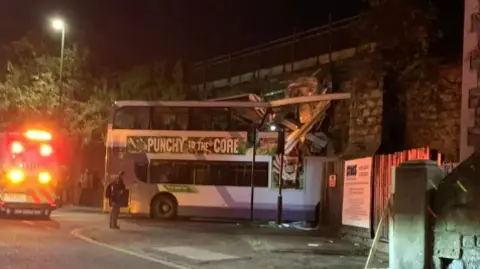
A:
113,106,151,130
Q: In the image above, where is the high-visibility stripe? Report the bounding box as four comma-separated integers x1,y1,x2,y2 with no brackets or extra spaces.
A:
25,189,41,204
38,187,55,205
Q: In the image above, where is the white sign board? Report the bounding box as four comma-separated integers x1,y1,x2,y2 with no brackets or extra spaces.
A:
341,157,373,229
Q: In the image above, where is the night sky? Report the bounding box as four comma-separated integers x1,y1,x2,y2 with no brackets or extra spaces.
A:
0,0,364,68
0,0,464,70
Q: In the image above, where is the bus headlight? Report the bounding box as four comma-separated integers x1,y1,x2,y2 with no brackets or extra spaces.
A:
8,169,25,184
38,172,52,184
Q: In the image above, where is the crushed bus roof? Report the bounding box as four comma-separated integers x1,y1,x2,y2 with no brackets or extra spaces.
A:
114,93,351,108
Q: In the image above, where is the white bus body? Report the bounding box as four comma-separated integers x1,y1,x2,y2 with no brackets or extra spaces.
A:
104,94,350,221
106,130,326,221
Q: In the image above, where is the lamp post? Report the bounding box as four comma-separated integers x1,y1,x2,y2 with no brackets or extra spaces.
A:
51,18,66,107
276,126,285,225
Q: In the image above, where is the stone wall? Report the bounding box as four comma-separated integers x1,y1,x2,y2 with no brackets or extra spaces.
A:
349,80,383,155
196,51,461,162
405,65,462,161
327,80,351,154
433,152,480,269
327,76,383,157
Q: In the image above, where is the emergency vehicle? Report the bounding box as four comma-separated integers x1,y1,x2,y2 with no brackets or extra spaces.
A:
0,129,59,218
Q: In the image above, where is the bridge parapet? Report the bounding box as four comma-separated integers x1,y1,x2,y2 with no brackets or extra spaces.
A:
190,16,362,94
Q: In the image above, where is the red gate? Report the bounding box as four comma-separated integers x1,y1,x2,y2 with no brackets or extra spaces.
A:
373,147,440,241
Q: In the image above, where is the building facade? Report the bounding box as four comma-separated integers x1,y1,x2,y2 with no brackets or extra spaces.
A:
461,0,480,161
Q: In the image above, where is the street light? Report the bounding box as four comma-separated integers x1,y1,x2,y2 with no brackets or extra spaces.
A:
51,18,65,31
51,18,66,107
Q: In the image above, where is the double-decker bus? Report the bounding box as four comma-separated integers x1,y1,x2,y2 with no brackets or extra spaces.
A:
0,129,59,218
104,95,346,221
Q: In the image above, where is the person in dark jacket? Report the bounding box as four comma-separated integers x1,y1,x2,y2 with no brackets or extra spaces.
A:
105,171,126,229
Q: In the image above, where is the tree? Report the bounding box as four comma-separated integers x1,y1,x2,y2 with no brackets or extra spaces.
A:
115,60,188,101
356,0,438,78
68,77,117,142
117,64,157,100
0,34,191,142
0,35,107,141
163,60,187,100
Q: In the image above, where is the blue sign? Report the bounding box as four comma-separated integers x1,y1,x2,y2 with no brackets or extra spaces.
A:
346,164,357,177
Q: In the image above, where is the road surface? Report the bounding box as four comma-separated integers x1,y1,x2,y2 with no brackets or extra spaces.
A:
0,208,388,269
0,210,180,269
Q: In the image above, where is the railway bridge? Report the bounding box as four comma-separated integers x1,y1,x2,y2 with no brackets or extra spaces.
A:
187,16,461,161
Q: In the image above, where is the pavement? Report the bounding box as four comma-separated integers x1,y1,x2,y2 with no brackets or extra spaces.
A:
0,206,389,269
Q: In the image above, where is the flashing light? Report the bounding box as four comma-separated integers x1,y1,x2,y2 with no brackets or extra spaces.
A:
270,125,277,131
40,144,53,157
7,169,24,184
11,141,24,154
38,172,52,184
24,130,52,141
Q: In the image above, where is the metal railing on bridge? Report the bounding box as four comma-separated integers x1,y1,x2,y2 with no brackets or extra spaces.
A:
189,16,360,87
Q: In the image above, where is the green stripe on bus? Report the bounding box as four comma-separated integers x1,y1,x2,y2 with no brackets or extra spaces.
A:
163,184,198,193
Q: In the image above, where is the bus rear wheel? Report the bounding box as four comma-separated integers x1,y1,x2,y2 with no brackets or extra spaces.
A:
151,195,177,220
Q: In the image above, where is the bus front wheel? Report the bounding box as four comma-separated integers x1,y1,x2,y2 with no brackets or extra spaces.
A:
151,194,177,220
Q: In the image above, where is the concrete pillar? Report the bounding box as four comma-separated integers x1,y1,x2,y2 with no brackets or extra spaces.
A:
390,160,445,269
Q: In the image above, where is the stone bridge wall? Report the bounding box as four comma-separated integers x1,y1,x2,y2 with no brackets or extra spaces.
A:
195,52,461,160
405,66,462,161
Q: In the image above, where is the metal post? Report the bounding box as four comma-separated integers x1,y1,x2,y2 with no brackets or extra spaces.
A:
59,27,65,107
276,128,285,224
249,124,257,222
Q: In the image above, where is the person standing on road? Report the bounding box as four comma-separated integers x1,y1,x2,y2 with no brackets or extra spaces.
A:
105,171,126,229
